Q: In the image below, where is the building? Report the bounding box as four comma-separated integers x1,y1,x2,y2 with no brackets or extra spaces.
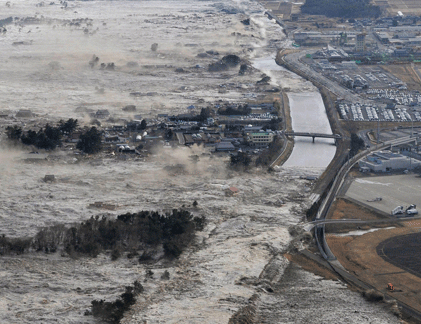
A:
355,33,366,52
375,32,390,44
247,132,275,147
215,142,235,152
358,150,421,172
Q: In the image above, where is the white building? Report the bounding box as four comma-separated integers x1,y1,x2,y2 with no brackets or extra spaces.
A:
247,132,275,147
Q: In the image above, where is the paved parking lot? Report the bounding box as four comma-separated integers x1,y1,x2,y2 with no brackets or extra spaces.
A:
345,174,421,216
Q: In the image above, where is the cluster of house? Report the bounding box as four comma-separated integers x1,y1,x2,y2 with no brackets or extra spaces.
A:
9,102,280,156
169,123,276,151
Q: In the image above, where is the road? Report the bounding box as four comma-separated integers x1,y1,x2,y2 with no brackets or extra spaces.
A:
276,25,421,322
314,135,417,260
281,50,362,102
310,216,421,226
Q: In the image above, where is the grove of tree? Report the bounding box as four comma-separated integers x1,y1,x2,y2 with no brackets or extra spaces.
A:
301,0,381,18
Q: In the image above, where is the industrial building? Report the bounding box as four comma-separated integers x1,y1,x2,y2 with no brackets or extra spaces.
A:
358,150,421,172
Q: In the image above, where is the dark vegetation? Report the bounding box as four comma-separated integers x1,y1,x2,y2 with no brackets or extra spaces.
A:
6,118,78,150
239,63,248,75
230,152,252,169
301,0,381,18
208,54,241,72
5,125,22,140
362,289,384,302
218,104,251,116
263,117,282,131
0,210,205,260
255,137,283,167
88,280,144,323
349,133,365,157
169,107,213,123
76,126,102,154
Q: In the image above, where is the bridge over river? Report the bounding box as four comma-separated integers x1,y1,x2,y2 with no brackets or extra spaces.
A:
284,131,342,143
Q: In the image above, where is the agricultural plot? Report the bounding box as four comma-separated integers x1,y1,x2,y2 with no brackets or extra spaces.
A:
373,0,421,15
377,232,421,279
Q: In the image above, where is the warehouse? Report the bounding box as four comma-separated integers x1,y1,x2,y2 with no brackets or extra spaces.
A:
358,150,421,172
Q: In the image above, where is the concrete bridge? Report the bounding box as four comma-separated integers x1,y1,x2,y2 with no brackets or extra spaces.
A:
284,131,342,143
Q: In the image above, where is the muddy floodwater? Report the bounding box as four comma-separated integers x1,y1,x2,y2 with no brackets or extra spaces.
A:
284,92,336,168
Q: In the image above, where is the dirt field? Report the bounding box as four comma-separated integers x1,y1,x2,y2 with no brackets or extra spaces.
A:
325,198,400,233
373,0,421,15
327,221,421,313
378,232,421,279
327,197,421,313
381,65,421,91
328,198,389,220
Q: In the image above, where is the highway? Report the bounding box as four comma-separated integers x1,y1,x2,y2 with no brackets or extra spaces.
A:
314,135,417,260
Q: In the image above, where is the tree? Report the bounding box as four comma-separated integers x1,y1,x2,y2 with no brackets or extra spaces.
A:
5,125,22,140
77,127,102,154
199,108,211,122
59,118,78,135
230,152,251,168
41,124,62,149
21,130,38,146
140,119,147,130
350,133,365,157
301,0,381,18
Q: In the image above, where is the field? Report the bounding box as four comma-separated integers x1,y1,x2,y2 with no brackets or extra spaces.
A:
378,232,421,279
328,184,421,315
381,65,421,92
373,0,421,15
327,219,421,313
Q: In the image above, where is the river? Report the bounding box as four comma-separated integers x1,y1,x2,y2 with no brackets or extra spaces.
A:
252,56,336,169
283,92,336,167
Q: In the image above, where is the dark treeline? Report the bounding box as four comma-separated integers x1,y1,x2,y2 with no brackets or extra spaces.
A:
0,209,205,259
6,118,78,150
169,107,213,123
350,133,365,157
218,104,251,116
301,0,381,18
76,126,102,154
88,280,144,323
